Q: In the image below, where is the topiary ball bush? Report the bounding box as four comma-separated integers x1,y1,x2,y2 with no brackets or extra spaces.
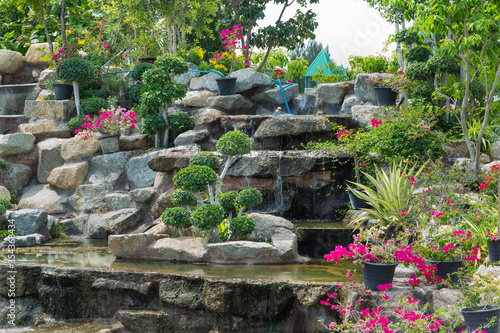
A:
170,189,197,207
216,130,252,156
81,96,109,116
191,204,225,231
0,197,13,216
161,207,192,229
230,215,256,237
126,83,143,105
190,151,220,169
56,58,95,83
220,191,238,213
237,188,263,207
132,62,154,81
173,165,218,192
67,115,87,136
406,46,431,63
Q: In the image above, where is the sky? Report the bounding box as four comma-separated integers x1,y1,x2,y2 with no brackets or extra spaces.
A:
260,0,396,68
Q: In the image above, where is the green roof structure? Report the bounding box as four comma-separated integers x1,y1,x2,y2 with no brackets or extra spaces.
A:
303,49,347,90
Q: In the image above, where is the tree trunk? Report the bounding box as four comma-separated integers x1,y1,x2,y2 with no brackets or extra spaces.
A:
60,0,67,48
395,23,404,69
39,8,54,55
162,108,169,148
73,81,81,115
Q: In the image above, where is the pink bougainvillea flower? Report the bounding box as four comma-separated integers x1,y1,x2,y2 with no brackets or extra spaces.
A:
360,163,367,167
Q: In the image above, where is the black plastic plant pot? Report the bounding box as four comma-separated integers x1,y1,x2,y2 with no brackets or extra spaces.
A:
216,77,237,95
488,240,500,264
461,305,500,333
429,259,463,289
138,57,156,64
361,261,398,291
54,83,73,100
374,87,397,106
346,189,372,210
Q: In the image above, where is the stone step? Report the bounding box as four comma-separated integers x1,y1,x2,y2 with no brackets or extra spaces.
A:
0,115,28,134
0,83,40,115
18,119,71,141
24,99,76,121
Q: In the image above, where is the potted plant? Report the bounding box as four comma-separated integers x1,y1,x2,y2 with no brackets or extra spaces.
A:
56,57,95,115
76,106,137,153
365,70,411,106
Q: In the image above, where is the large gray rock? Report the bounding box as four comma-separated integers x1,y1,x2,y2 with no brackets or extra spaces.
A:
37,138,65,183
126,150,167,188
354,73,379,104
24,100,76,121
86,151,131,187
340,93,363,114
271,233,308,263
317,82,354,114
231,68,273,93
0,233,46,248
173,62,200,86
68,184,109,214
38,69,56,89
189,72,220,91
0,133,36,156
253,115,332,139
247,213,296,242
108,233,162,257
289,90,318,115
119,134,147,151
193,108,227,126
88,208,142,239
0,49,25,74
491,140,500,160
130,187,156,204
179,91,216,108
105,192,135,210
0,162,32,196
60,136,101,161
253,84,299,106
147,145,200,172
206,241,280,264
0,186,11,201
54,216,88,235
174,129,209,146
151,190,174,219
351,105,383,127
7,209,49,237
25,43,51,67
18,120,71,140
207,95,254,114
47,162,89,191
18,184,66,214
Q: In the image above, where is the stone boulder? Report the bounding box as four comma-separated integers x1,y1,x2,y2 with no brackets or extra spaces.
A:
120,134,147,151
351,105,384,127
68,184,109,214
207,95,254,114
289,89,318,115
147,145,200,172
253,115,332,140
130,187,156,204
231,68,273,93
206,241,280,264
60,136,101,161
271,233,308,263
86,151,131,187
189,72,220,92
18,184,66,214
482,161,500,173
47,162,89,191
25,43,51,67
0,49,25,74
108,233,162,257
0,233,46,248
18,120,71,140
126,150,166,188
353,73,378,104
174,62,200,86
252,84,298,106
7,209,50,239
491,140,500,160
340,93,363,114
24,100,76,121
0,186,11,201
36,138,66,183
1,162,32,196
316,82,354,114
193,108,227,126
38,69,56,89
105,192,135,210
88,208,142,239
54,216,88,235
247,213,296,242
174,129,209,146
151,190,174,219
0,133,36,156
179,91,216,108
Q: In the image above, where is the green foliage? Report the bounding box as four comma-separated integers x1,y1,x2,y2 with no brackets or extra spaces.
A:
126,83,143,105
191,204,225,231
9,194,18,205
426,55,459,74
167,112,194,143
0,156,7,170
405,62,432,81
311,62,354,84
349,55,393,74
140,114,166,136
230,215,256,237
170,189,197,207
218,219,230,242
406,46,431,63
394,29,420,45
220,191,238,213
132,62,154,81
50,223,67,239
67,115,87,136
173,165,218,192
56,58,95,83
216,131,252,156
162,207,192,229
190,151,220,169
236,188,263,208
81,96,109,116
410,83,434,100
0,197,13,216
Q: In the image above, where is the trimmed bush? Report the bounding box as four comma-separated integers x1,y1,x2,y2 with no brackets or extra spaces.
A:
127,83,143,105
161,207,192,229
170,189,197,207
173,165,218,192
191,204,225,231
67,115,87,136
230,215,256,237
0,197,13,216
216,130,252,156
81,96,109,116
237,188,263,207
220,191,238,213
56,58,95,83
132,62,154,81
406,46,431,63
168,112,194,141
190,151,220,169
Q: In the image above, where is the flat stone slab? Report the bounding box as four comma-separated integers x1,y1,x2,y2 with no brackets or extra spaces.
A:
206,241,280,264
24,100,76,121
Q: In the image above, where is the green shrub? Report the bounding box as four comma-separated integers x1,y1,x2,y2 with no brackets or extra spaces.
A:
168,112,194,143
0,197,13,216
394,29,420,45
0,157,7,170
406,46,431,63
10,194,18,205
56,58,95,83
190,151,219,169
132,62,154,81
170,189,197,207
141,114,166,137
216,130,252,156
406,62,432,81
127,83,143,105
67,115,87,136
220,191,238,213
173,165,218,192
81,96,109,116
191,204,225,231
230,215,256,237
237,188,263,207
161,207,192,229
410,83,434,100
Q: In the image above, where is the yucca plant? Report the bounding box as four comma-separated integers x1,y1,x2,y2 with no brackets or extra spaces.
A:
347,161,426,229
